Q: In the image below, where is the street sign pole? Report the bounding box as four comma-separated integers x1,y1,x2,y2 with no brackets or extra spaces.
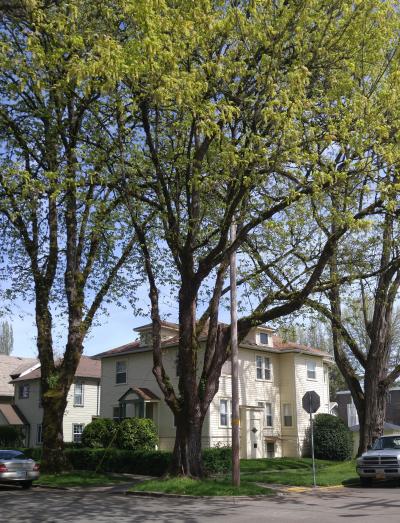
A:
303,391,320,488
309,395,316,487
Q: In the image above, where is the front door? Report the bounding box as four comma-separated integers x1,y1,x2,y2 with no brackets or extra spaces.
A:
249,415,262,459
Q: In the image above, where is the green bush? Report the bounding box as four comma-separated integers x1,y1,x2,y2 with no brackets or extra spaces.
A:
115,418,158,451
81,418,118,448
18,448,42,461
203,446,231,474
312,413,352,461
64,448,172,476
0,426,24,447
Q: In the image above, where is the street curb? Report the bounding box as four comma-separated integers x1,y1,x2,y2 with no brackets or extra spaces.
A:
125,490,281,500
33,484,72,491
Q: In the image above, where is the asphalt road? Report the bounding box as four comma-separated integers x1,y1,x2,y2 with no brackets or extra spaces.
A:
2,484,400,522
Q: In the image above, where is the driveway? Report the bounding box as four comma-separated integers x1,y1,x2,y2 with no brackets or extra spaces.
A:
2,483,400,522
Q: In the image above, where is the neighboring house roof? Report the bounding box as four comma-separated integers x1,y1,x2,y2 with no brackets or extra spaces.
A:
94,328,331,360
0,403,28,426
350,422,400,432
10,356,101,383
118,387,160,402
0,355,38,396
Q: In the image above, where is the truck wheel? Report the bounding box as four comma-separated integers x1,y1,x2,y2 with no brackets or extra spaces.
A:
360,477,372,487
21,481,33,489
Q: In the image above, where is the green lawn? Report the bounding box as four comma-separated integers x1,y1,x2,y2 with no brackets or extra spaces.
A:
131,476,272,496
131,458,358,496
36,471,131,488
238,458,358,487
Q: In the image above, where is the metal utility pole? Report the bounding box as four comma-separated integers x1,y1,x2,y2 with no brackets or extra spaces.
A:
230,221,240,487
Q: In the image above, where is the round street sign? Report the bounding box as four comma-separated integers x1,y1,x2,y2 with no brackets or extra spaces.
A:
302,391,320,414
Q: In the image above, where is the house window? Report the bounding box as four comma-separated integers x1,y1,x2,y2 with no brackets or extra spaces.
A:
18,384,29,399
258,402,273,427
73,424,84,443
266,441,275,458
259,332,269,345
307,360,317,380
283,404,293,427
74,382,84,406
220,399,231,427
256,356,271,380
116,361,127,384
36,424,43,445
113,404,126,420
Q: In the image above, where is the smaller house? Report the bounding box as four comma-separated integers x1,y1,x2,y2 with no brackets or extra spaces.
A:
0,354,38,433
9,356,101,447
336,388,400,454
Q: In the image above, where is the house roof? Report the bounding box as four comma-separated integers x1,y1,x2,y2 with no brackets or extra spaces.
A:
10,356,101,383
350,422,400,432
94,327,330,360
134,321,179,332
0,403,28,426
118,387,160,402
0,355,38,396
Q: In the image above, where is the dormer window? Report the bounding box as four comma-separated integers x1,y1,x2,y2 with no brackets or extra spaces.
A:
259,332,269,345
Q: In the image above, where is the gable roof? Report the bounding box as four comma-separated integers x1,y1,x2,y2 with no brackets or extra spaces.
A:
0,355,38,397
10,356,101,383
0,403,28,426
118,387,160,402
94,326,330,360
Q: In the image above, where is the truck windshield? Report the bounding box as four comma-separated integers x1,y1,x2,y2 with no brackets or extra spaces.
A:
372,436,400,450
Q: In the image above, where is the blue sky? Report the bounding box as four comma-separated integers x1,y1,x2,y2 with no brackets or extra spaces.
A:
8,288,234,359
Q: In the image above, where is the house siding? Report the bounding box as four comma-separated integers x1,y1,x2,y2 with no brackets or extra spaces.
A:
14,378,100,447
293,355,330,456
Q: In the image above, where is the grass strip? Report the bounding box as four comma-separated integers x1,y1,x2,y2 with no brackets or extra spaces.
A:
131,477,273,496
36,471,130,488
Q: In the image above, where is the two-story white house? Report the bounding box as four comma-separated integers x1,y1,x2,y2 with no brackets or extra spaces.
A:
96,322,332,458
9,356,101,447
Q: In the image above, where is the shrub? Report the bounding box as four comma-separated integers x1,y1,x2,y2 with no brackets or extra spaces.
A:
0,426,24,447
312,413,352,461
115,418,158,451
203,446,231,474
81,418,118,448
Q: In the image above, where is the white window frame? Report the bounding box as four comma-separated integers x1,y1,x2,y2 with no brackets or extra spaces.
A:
306,360,317,380
19,383,30,399
116,361,127,384
72,423,84,443
283,403,293,427
258,401,273,427
256,355,271,381
74,381,84,407
36,424,43,445
258,332,269,345
219,399,232,427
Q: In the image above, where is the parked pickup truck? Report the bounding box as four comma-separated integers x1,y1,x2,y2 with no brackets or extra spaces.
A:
356,435,400,486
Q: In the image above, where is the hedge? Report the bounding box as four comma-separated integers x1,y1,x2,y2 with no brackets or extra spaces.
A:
17,446,231,476
312,413,353,461
0,426,25,447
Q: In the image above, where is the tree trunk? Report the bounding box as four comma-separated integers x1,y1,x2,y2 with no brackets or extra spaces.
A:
170,412,204,477
40,390,70,472
357,372,387,455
